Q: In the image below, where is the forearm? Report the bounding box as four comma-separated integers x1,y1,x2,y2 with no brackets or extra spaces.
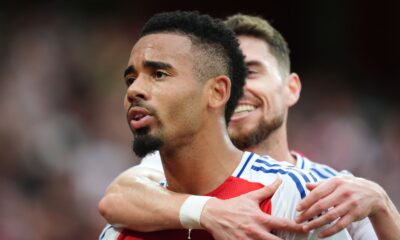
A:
369,191,400,240
98,167,189,231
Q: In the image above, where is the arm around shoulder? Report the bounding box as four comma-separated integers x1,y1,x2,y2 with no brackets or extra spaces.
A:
98,166,189,231
368,185,400,240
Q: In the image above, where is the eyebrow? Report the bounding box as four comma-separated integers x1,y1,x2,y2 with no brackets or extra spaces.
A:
123,61,173,78
143,60,173,71
124,65,135,78
246,60,263,67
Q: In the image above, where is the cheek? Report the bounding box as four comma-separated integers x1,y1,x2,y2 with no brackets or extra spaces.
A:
267,94,286,116
259,88,284,117
247,79,273,98
123,95,130,112
167,92,202,128
154,93,187,128
168,95,197,119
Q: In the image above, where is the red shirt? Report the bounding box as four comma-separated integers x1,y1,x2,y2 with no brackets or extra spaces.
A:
117,176,272,239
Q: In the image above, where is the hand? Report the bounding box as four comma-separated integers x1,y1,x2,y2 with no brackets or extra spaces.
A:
200,178,304,240
295,175,385,238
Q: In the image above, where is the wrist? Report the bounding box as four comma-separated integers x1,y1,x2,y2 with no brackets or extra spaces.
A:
179,195,213,229
199,197,221,231
370,183,391,219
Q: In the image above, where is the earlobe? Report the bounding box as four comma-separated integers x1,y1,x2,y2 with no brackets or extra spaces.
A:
208,76,231,109
285,73,301,106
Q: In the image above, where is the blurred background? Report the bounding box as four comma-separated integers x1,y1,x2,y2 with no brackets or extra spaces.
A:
0,0,399,239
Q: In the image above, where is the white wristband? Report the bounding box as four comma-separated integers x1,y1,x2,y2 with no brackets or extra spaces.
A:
179,196,213,229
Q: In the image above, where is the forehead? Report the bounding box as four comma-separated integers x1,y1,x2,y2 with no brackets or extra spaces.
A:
238,35,277,65
129,33,193,67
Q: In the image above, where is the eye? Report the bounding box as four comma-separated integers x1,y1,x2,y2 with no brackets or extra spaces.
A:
125,76,136,86
247,69,258,78
154,70,168,80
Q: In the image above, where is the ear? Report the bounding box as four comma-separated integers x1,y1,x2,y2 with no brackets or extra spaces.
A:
207,75,231,109
284,73,301,107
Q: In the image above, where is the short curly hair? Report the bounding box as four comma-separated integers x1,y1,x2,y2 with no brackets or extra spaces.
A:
140,11,247,125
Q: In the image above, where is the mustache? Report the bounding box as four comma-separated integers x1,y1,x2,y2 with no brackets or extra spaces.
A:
128,100,158,117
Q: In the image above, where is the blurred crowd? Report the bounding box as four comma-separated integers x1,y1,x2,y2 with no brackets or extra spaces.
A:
0,7,399,240
0,10,138,239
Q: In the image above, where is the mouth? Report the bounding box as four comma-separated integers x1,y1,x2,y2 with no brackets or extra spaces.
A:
128,107,153,130
234,104,256,114
230,103,258,122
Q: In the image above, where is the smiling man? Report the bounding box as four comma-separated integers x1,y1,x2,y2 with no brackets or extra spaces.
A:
99,11,354,240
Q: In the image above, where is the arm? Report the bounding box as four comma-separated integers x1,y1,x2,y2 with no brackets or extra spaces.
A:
369,193,400,240
99,168,303,239
98,166,188,231
295,175,400,239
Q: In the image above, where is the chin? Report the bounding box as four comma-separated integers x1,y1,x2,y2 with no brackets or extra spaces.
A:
228,131,246,141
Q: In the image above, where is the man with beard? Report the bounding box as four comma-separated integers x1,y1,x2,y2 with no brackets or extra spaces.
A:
99,14,400,240
99,10,354,240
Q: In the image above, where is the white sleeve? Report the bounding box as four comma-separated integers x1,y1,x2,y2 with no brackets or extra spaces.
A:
136,151,164,172
271,175,308,240
346,217,378,240
99,224,121,240
272,175,352,240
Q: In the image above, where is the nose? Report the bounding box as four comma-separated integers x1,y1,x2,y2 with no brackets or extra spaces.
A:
126,75,150,104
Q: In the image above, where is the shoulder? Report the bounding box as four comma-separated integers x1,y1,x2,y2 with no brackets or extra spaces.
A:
234,152,317,200
292,150,346,180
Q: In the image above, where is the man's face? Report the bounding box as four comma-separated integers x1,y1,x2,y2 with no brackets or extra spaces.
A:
228,35,287,150
124,33,205,157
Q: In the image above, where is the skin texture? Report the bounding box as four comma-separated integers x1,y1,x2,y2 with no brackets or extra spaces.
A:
99,34,400,239
228,35,300,162
99,167,186,231
124,32,243,196
124,33,205,153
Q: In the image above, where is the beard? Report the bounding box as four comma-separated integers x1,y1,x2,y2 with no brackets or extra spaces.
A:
230,115,284,150
132,127,164,158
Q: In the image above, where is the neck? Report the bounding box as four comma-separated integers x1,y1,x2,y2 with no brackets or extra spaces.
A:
160,120,243,195
244,123,296,165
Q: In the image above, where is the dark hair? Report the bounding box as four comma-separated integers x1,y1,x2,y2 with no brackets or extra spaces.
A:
225,14,291,76
140,11,247,125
